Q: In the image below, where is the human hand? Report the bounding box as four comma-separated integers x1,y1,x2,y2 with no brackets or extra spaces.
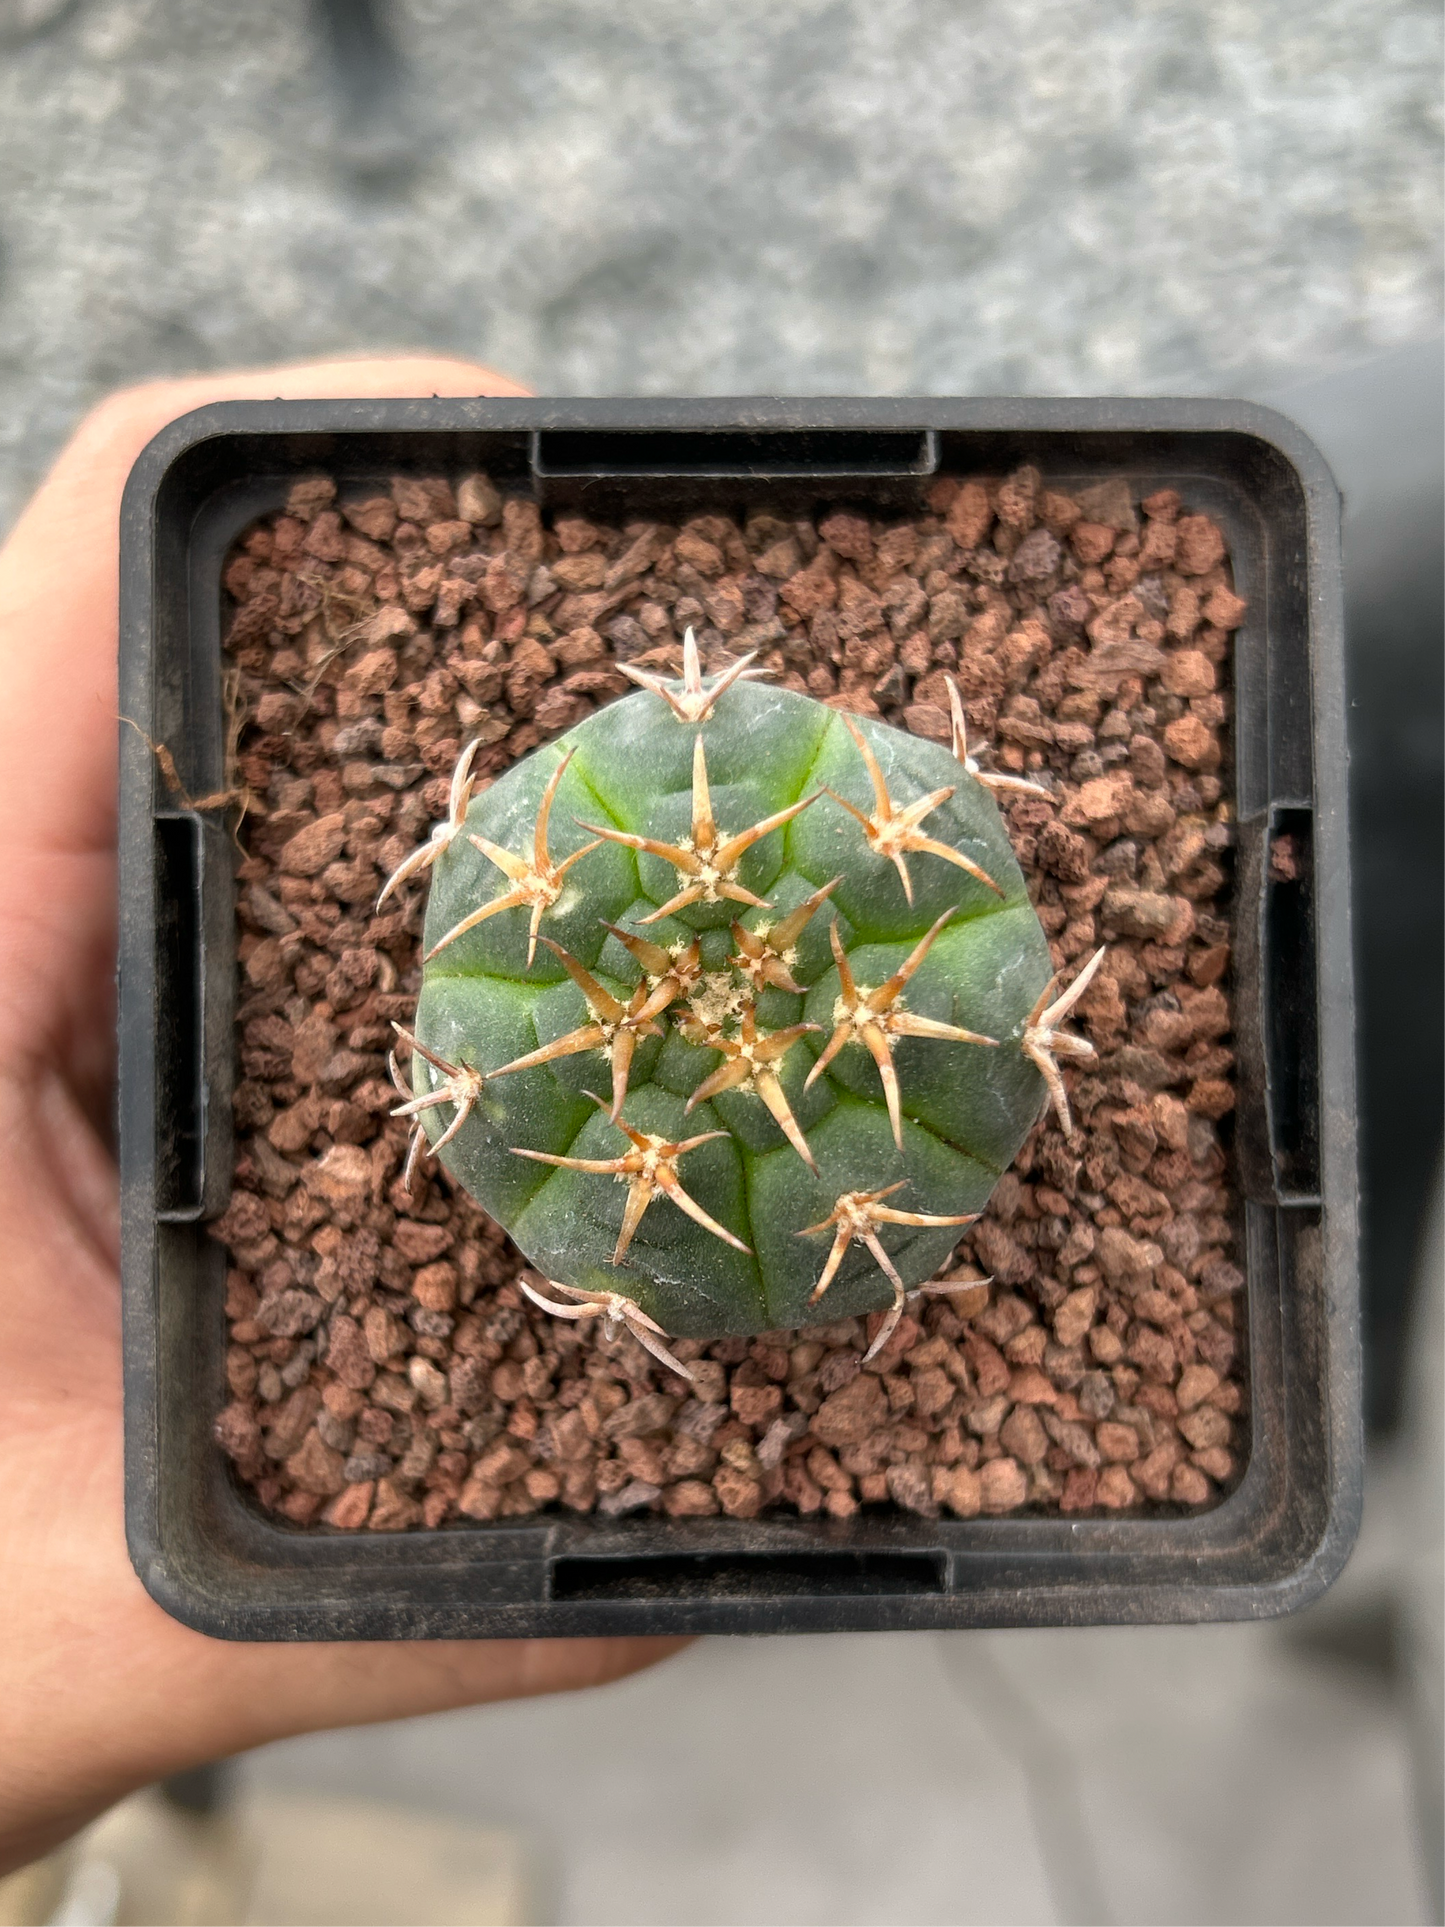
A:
0,357,686,1877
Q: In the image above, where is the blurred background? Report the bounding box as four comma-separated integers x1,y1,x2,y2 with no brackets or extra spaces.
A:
0,1,1438,1921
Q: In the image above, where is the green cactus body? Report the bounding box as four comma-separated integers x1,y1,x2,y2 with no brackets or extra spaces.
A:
408,674,1054,1343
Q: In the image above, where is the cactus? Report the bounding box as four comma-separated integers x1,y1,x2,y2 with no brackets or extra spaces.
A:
389,633,1097,1372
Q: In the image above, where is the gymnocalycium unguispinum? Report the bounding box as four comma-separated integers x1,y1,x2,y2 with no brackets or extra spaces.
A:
386,631,1103,1378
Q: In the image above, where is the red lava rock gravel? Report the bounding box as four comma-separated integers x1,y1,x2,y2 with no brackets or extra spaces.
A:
210,465,1247,1530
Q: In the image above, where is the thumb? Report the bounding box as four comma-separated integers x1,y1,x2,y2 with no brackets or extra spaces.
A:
0,354,531,863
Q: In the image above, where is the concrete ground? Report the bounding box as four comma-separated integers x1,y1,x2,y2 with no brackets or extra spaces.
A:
0,0,1440,531
245,1182,1445,1927
0,1789,530,1926
10,1414,1435,1924
0,4,1437,1921
234,1445,1435,1927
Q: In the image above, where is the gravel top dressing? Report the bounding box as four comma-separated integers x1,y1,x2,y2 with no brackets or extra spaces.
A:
212,465,1246,1532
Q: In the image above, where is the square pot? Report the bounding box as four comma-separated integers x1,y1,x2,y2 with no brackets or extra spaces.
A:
119,399,1359,1638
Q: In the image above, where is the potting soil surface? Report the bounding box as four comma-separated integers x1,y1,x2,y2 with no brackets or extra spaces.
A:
212,467,1246,1530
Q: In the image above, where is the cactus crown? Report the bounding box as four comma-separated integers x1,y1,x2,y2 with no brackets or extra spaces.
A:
394,636,1087,1372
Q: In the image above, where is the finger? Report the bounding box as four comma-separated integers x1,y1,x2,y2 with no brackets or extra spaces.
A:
178,1633,693,1763
0,354,530,865
3,1617,688,1875
0,1117,688,1875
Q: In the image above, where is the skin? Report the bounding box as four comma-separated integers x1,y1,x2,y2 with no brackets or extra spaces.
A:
0,357,685,1878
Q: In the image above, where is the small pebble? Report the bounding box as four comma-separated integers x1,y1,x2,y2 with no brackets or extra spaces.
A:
214,470,1246,1530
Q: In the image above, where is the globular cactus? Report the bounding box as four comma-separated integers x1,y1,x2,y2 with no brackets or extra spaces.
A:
388,635,1098,1373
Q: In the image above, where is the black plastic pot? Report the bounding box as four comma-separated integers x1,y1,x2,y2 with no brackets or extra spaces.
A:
119,399,1359,1639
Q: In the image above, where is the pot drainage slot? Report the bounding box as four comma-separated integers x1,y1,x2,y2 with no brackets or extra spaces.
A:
154,812,204,1219
533,427,937,480
549,1549,947,1601
1263,806,1321,1204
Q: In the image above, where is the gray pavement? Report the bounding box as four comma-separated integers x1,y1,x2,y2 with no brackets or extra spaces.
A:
0,0,1440,530
241,1452,1434,1925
